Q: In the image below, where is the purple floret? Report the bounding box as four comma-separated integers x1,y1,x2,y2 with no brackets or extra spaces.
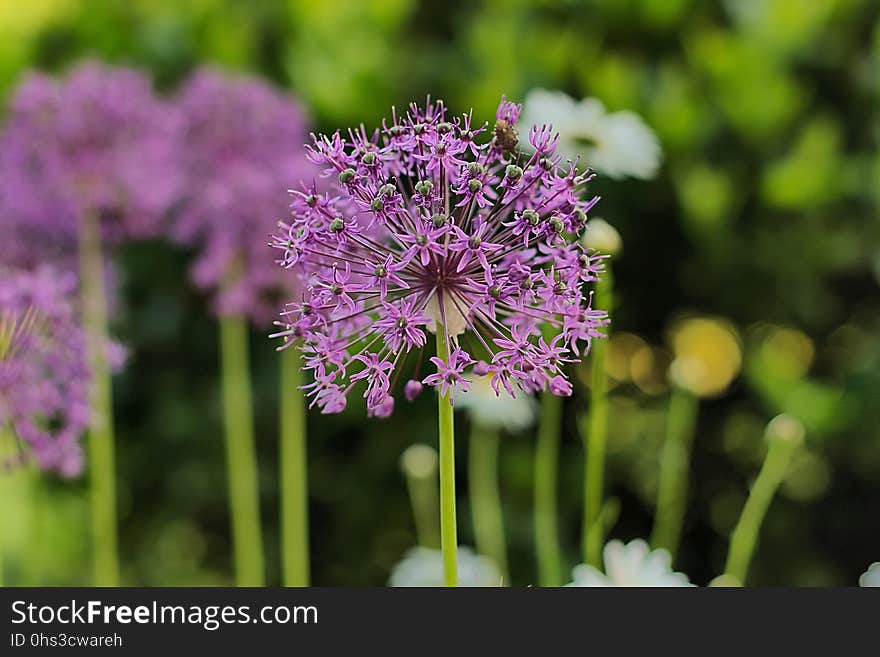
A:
0,266,90,477
0,61,181,263
173,68,317,325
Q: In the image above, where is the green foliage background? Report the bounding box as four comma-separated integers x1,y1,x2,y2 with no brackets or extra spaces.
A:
1,0,878,586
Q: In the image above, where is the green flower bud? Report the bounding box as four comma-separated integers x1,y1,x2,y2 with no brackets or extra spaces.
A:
414,180,433,196
522,209,540,226
467,162,485,176
765,414,805,450
400,444,438,480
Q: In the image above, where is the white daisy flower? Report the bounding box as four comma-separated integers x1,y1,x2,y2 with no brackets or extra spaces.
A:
567,539,694,587
860,562,880,587
388,546,502,587
520,89,662,180
456,375,537,432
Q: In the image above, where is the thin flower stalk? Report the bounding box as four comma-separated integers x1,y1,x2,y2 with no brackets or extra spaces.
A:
280,347,309,586
650,384,698,561
724,415,803,584
468,422,508,581
78,211,119,587
219,315,265,586
583,264,613,566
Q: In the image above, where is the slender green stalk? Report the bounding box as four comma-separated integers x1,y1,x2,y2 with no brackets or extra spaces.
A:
583,265,613,566
219,314,264,586
23,471,45,586
724,419,802,584
469,423,507,580
280,346,309,586
77,210,119,587
402,446,440,549
535,391,563,586
435,326,458,586
650,385,698,561
0,427,9,586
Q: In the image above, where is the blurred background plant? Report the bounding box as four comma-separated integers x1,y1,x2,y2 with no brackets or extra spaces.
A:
0,0,878,586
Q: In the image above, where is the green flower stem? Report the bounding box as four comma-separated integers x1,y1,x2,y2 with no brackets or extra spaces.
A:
583,264,613,567
404,457,440,549
23,471,45,586
0,427,10,586
77,210,119,587
724,430,800,584
435,326,458,586
650,385,698,561
219,314,265,586
280,346,309,587
535,391,563,586
469,422,508,581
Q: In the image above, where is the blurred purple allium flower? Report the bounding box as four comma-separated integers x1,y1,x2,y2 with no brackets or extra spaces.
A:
0,61,181,260
271,97,610,416
0,266,89,477
173,69,315,324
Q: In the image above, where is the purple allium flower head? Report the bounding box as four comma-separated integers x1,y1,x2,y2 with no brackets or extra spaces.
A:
0,61,181,257
271,97,610,416
173,68,316,325
0,266,89,477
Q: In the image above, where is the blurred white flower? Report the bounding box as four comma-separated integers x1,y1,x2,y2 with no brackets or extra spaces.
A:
456,375,537,432
388,546,502,587
581,217,622,256
520,89,662,180
860,562,880,587
567,539,693,587
399,444,438,481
